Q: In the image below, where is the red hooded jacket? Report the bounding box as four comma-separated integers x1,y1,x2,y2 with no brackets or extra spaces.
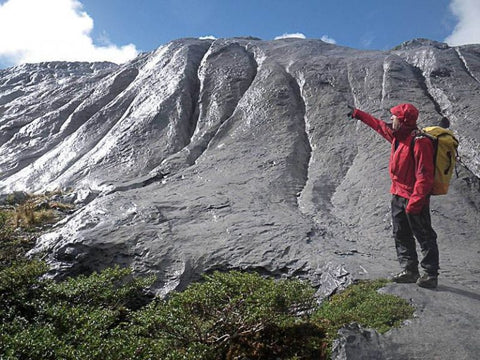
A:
352,104,435,214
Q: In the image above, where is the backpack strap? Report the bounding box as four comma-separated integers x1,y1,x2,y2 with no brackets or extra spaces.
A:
410,130,437,174
410,130,433,152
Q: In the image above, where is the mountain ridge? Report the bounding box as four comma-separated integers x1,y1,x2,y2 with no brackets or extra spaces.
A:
1,36,479,359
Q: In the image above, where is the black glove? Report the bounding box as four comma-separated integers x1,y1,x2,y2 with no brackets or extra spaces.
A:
347,105,355,118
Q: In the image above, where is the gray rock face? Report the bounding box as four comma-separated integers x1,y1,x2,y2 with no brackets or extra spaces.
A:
331,323,384,360
1,37,479,359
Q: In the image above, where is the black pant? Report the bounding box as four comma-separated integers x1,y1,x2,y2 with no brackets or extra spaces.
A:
391,195,439,276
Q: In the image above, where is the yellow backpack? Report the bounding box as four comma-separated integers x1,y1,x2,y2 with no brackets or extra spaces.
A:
414,126,459,195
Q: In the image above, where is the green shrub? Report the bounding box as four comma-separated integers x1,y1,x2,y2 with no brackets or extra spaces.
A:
0,210,16,244
313,279,415,353
43,265,155,308
0,262,415,360
138,270,325,359
0,210,20,266
0,263,158,360
0,260,49,322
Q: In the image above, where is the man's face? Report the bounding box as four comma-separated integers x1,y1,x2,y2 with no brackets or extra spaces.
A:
391,114,402,131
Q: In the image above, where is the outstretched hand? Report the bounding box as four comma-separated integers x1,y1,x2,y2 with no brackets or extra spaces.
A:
347,105,355,118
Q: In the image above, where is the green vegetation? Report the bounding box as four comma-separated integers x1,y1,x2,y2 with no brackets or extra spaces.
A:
0,193,415,359
313,279,415,351
1,192,73,266
1,263,157,360
138,271,326,359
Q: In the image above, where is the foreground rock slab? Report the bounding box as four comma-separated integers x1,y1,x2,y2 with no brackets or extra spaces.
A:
379,281,480,360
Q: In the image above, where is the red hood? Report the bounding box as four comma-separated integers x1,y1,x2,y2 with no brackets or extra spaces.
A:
390,103,419,127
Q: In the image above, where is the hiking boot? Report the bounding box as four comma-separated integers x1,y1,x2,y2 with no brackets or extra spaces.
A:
391,269,420,283
417,274,438,289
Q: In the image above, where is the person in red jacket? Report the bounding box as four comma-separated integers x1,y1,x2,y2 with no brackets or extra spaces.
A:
348,103,438,289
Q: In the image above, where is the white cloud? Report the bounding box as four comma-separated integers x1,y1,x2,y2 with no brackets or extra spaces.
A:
199,35,216,40
0,0,138,67
444,0,480,46
320,35,336,44
274,33,306,40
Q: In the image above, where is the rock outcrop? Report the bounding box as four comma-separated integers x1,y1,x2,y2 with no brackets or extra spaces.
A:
1,37,479,359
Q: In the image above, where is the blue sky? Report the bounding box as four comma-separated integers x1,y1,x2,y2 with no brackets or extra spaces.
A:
1,0,480,69
80,0,455,50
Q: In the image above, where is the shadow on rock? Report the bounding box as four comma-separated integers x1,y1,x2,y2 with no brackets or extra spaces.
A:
436,284,480,302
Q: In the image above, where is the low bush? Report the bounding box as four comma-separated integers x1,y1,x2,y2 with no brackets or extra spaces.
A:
0,263,415,359
0,210,14,241
0,210,37,266
313,279,415,353
137,270,326,359
0,264,157,360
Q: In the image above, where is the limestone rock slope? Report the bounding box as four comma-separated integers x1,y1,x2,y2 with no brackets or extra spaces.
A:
1,37,479,359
